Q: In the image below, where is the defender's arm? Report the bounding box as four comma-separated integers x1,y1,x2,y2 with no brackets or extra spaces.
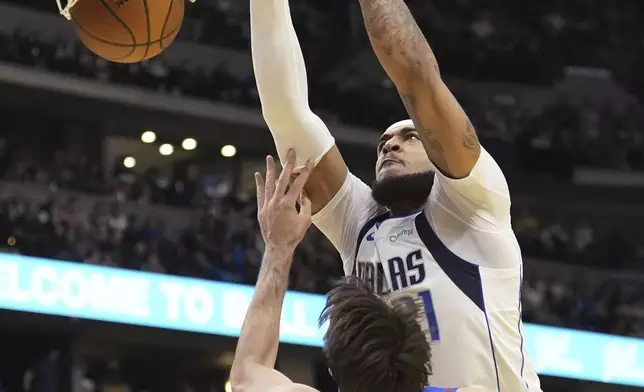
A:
229,244,320,392
250,0,347,213
357,0,480,178
230,153,316,392
229,247,293,392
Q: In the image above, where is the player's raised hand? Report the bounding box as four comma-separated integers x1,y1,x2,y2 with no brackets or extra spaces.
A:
256,150,314,251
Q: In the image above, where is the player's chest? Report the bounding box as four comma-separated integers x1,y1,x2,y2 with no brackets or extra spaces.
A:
354,213,444,295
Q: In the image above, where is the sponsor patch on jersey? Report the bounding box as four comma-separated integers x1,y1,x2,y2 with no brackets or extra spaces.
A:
389,228,413,242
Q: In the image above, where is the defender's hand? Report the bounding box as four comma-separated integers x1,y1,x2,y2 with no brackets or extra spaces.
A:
256,150,314,252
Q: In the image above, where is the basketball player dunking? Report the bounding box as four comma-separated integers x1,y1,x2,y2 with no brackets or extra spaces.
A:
229,150,487,392
250,0,542,390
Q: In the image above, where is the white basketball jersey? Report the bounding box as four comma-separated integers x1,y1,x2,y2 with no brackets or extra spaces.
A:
312,148,542,392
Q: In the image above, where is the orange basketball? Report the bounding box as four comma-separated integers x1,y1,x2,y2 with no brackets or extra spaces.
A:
69,0,185,63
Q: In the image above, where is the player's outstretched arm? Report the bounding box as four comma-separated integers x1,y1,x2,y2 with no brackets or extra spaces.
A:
229,151,317,392
357,0,480,178
250,0,348,214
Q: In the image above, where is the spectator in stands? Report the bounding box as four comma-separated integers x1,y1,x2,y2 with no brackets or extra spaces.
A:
97,360,131,392
1,22,644,171
23,350,60,392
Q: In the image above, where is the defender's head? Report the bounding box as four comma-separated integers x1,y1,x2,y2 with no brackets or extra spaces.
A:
372,120,434,209
319,277,432,392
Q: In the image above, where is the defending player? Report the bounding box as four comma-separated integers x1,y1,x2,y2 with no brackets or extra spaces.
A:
250,0,542,389
229,150,486,392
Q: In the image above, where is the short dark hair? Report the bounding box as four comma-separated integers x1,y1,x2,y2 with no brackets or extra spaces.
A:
319,276,431,392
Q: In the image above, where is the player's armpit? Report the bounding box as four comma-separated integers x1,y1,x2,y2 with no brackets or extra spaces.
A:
399,78,480,179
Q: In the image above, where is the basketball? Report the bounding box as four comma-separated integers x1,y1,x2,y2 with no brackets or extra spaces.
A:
69,0,185,63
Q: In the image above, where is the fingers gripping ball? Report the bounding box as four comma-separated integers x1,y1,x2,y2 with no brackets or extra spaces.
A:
69,0,185,63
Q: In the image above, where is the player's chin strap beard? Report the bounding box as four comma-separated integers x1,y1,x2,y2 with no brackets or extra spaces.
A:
371,171,434,216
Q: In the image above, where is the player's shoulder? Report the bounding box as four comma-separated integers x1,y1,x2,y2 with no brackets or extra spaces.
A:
431,146,509,198
346,172,387,218
312,171,383,227
344,173,388,229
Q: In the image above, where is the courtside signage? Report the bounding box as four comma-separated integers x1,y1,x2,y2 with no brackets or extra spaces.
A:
0,254,643,386
0,253,324,346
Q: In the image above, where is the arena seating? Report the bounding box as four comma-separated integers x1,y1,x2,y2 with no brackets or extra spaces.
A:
0,26,642,172
0,147,642,338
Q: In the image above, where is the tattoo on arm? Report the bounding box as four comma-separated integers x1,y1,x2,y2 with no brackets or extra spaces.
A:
360,0,481,176
401,93,448,170
401,93,480,175
358,0,439,81
462,119,480,152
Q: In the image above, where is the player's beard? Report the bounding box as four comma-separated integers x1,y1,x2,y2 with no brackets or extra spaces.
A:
371,171,435,209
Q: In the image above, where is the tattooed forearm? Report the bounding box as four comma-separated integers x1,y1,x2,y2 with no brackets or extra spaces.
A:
358,0,439,82
401,93,480,175
401,93,449,171
463,119,480,152
361,0,481,177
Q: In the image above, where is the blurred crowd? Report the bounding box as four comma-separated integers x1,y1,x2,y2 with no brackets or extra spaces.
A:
8,0,644,86
0,182,341,295
0,143,643,338
0,20,643,171
513,210,644,271
0,145,343,294
0,345,229,392
522,271,644,338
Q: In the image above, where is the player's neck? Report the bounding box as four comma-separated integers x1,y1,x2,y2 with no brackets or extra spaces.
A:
387,200,424,217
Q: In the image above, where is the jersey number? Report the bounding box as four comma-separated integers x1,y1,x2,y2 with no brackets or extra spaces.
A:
418,290,440,341
389,251,440,342
393,289,440,342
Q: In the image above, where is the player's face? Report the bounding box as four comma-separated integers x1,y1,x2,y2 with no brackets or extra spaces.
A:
375,126,433,181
